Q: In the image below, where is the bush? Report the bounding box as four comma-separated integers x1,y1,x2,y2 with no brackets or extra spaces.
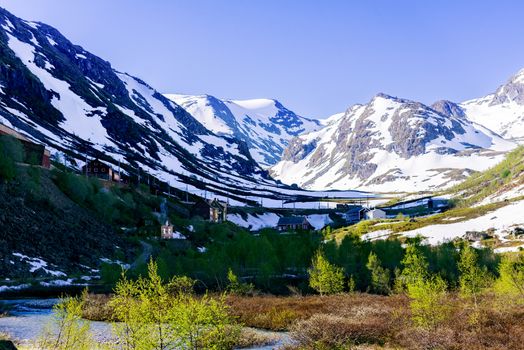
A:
227,268,255,296
290,313,392,348
0,135,23,181
37,290,94,349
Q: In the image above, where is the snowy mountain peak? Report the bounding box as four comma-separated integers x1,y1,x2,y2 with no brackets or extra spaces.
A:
509,67,524,85
272,93,516,192
165,93,320,168
461,67,524,140
431,100,467,119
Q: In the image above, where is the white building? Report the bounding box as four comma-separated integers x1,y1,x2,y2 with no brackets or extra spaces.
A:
366,208,387,220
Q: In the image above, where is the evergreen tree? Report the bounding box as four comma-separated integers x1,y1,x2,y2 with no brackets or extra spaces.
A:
366,252,391,295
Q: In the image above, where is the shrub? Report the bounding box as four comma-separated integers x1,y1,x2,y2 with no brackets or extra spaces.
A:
0,135,23,181
227,268,255,296
36,290,94,350
290,313,392,348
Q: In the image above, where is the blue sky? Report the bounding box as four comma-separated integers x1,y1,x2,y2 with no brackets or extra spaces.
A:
1,0,524,118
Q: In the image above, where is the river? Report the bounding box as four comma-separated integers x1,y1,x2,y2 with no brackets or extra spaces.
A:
0,299,290,349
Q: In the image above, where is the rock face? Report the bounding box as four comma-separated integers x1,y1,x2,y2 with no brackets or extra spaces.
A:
165,94,320,168
460,69,524,140
272,94,516,192
0,7,283,202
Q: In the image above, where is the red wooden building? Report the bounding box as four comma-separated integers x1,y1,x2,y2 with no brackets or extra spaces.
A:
81,158,120,182
0,124,50,168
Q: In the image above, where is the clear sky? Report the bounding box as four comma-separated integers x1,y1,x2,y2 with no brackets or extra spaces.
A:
1,0,524,118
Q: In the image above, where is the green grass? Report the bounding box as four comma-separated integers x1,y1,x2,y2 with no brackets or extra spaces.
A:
448,146,524,207
332,199,521,241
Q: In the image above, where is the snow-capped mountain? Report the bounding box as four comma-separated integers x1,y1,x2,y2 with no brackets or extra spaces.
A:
460,68,524,140
271,94,516,192
0,7,277,204
164,94,320,168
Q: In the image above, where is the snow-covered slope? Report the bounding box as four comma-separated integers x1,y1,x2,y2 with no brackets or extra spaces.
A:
272,94,516,192
0,7,374,206
461,68,524,140
165,94,320,167
0,7,290,205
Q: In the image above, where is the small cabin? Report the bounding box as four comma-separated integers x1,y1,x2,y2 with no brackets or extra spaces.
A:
192,198,227,223
0,124,50,168
277,216,313,231
366,208,387,220
81,159,120,182
160,220,174,239
343,205,366,224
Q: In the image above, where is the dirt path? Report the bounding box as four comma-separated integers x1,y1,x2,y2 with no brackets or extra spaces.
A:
130,241,153,270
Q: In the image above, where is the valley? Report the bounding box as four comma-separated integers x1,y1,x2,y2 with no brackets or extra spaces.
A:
1,4,524,350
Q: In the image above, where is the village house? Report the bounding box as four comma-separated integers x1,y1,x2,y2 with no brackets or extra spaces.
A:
192,198,227,223
160,220,174,239
342,205,367,224
0,124,50,168
81,159,120,182
160,220,186,239
277,216,314,231
366,208,387,220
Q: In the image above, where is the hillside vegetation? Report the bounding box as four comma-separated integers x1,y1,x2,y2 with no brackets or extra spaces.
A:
450,146,524,206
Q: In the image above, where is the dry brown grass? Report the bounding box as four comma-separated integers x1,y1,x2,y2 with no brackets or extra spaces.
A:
81,293,114,321
228,293,524,349
81,292,524,349
226,293,407,331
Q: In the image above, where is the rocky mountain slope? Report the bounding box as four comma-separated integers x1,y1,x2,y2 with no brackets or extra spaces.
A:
460,69,524,141
165,94,320,168
0,7,295,205
272,93,516,192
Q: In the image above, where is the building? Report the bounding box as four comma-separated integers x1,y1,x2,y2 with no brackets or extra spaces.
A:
379,196,450,218
0,124,50,168
81,159,120,182
160,220,174,239
192,198,227,223
277,216,313,231
342,205,366,224
366,208,387,220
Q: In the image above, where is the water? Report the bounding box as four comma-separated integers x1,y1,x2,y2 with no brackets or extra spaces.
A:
0,299,291,349
0,299,113,345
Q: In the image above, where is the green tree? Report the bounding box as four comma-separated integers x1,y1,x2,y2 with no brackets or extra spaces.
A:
308,250,345,296
366,252,391,295
110,260,240,349
37,290,94,350
109,273,150,350
397,241,429,290
494,253,524,301
406,274,449,329
458,245,491,308
226,268,254,295
400,243,450,329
